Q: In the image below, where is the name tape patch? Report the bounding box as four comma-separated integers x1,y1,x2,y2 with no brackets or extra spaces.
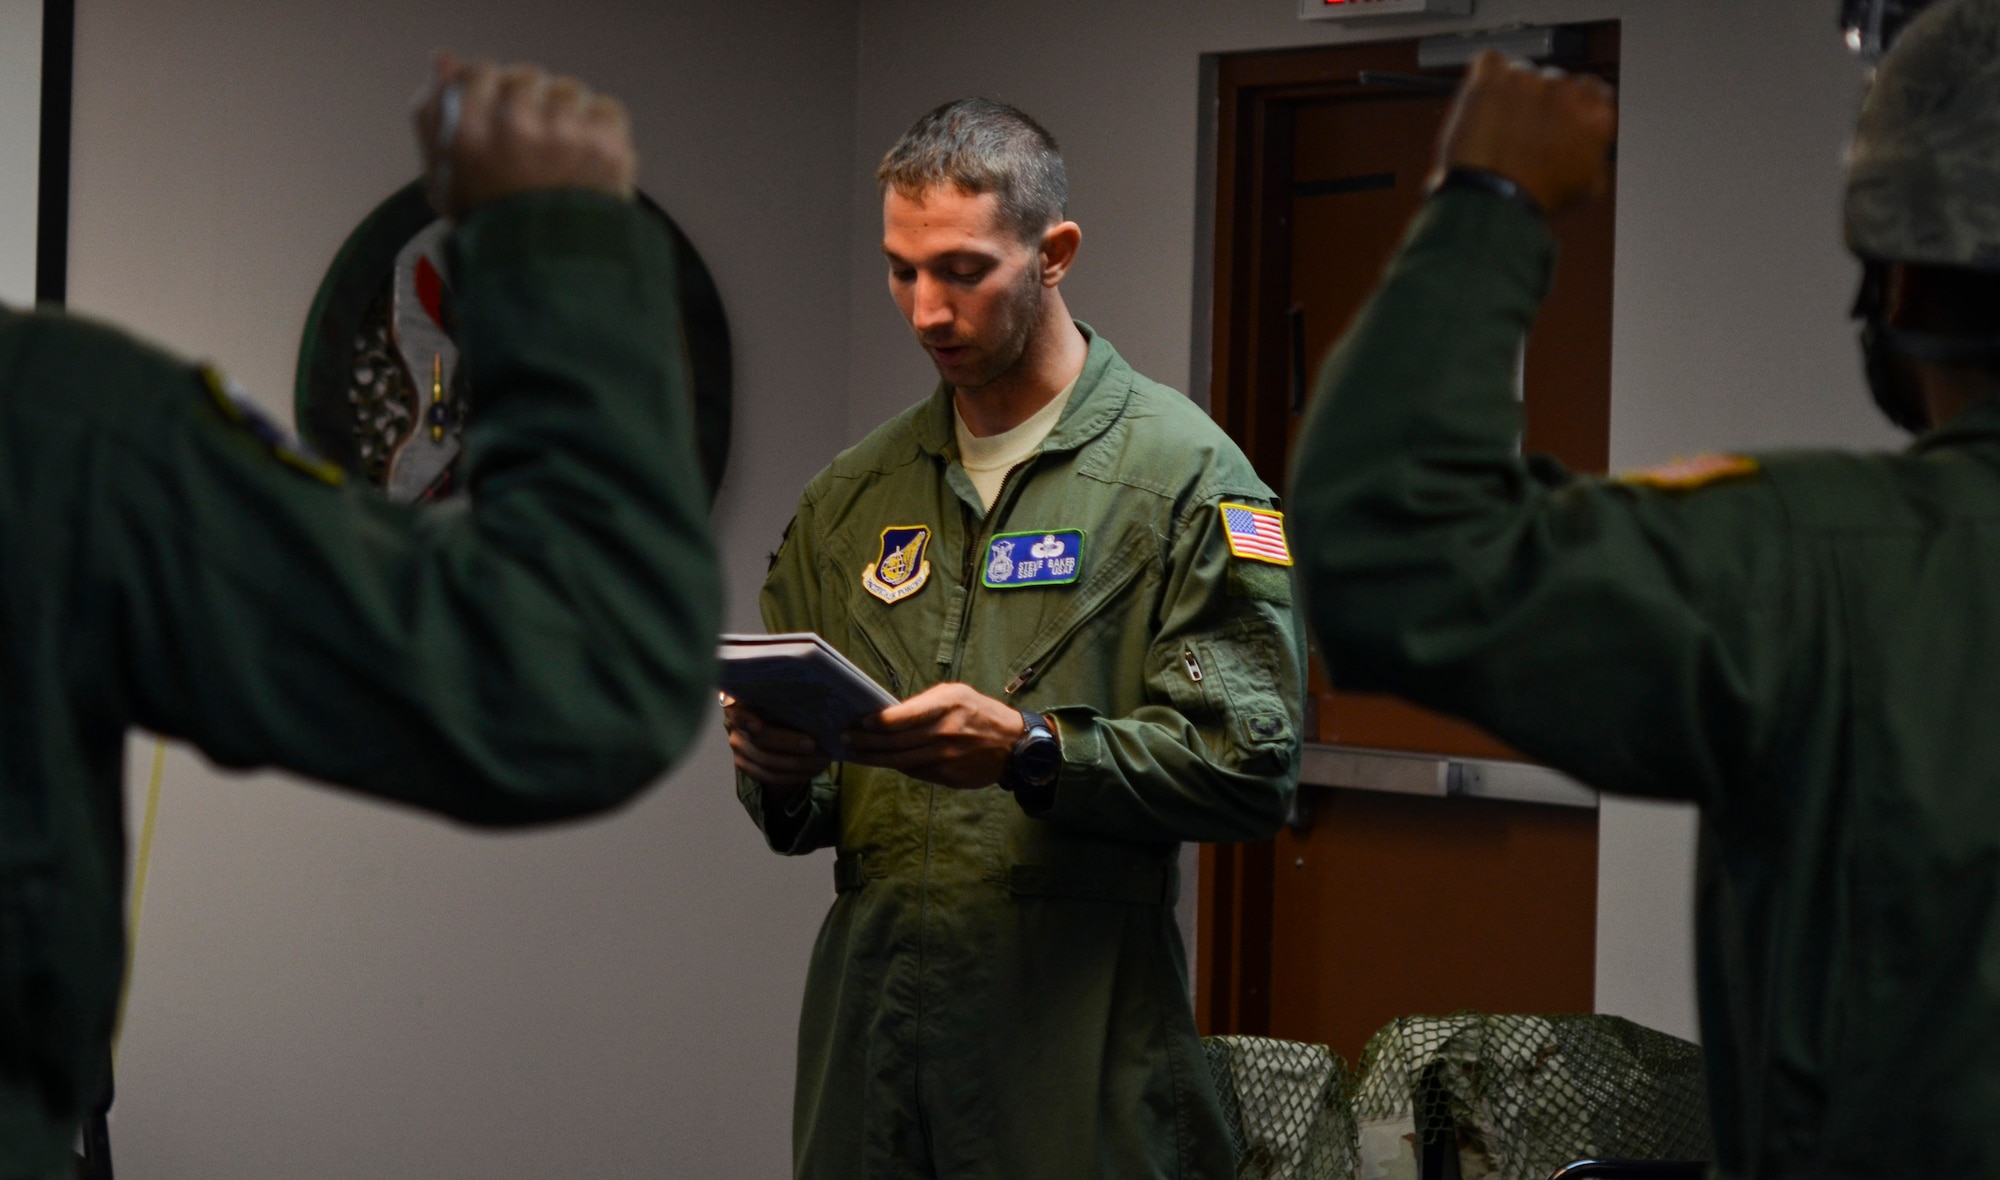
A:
984,530,1085,588
1221,503,1292,566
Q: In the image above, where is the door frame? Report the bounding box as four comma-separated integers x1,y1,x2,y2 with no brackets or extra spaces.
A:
1192,26,1621,1038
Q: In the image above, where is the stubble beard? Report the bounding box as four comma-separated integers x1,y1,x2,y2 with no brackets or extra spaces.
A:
931,265,1045,394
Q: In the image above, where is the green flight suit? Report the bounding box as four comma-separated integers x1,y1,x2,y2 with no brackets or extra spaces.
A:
1291,188,2000,1177
0,191,720,1178
740,327,1305,1179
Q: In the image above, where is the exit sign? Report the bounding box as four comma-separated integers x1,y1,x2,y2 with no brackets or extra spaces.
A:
1299,0,1473,20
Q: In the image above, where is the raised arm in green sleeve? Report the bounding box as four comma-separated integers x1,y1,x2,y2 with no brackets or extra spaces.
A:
1033,493,1305,844
735,494,842,855
1288,190,1810,807
60,190,720,825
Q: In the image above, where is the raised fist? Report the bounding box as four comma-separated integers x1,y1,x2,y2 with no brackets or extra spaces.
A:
1435,50,1617,218
413,51,638,219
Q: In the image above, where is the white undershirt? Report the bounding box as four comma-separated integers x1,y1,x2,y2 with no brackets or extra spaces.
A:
954,377,1077,512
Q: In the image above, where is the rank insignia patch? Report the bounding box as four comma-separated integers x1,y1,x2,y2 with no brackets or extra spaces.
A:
1220,503,1292,566
1616,453,1761,492
984,530,1084,589
862,525,933,604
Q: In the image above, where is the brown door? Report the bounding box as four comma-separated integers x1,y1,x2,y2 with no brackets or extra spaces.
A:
1199,26,1619,1064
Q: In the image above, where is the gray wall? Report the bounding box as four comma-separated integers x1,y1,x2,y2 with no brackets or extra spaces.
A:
74,2,855,1176
844,0,1893,1044
70,0,1891,1174
0,0,41,304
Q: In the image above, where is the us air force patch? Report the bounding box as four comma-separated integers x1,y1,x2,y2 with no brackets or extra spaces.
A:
862,525,932,604
296,180,733,505
983,530,1084,589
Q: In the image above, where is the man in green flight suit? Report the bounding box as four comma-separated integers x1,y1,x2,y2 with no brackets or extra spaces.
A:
0,55,720,1178
1291,3,2000,1174
728,99,1304,1178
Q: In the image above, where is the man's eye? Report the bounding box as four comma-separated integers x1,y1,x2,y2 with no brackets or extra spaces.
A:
889,268,916,283
949,268,989,285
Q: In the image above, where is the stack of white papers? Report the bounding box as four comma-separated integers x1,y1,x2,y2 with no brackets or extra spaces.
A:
716,632,898,758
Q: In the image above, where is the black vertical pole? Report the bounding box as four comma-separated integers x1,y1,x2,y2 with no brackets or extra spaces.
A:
47,4,97,1166
35,0,74,306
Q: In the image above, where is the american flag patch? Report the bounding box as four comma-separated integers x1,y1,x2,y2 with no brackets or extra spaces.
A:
1220,503,1292,566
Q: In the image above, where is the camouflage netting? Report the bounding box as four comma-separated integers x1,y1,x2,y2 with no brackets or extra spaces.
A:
1205,1036,1358,1180
1204,1015,1711,1180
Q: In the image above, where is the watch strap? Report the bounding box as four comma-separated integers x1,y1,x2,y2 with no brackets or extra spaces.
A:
1002,710,1059,804
1431,166,1547,220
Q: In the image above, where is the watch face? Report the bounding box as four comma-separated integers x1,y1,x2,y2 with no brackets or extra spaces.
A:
1016,732,1062,786
295,180,732,504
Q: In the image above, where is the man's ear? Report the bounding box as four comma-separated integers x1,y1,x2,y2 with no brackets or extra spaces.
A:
1039,221,1082,286
1882,261,1914,329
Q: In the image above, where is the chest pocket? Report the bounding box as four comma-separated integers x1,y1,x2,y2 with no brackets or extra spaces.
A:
828,539,935,700
845,612,909,699
993,527,1157,699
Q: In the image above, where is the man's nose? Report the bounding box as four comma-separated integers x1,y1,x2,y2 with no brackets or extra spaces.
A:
910,275,954,333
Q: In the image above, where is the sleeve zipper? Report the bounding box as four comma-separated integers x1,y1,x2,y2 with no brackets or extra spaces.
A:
1183,645,1204,683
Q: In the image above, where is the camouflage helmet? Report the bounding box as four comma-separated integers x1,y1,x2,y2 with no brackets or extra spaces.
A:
1846,0,2000,269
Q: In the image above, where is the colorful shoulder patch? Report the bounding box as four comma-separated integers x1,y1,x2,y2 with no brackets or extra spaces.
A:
1616,453,1761,492
983,530,1084,588
1220,503,1292,566
862,524,933,604
200,366,345,486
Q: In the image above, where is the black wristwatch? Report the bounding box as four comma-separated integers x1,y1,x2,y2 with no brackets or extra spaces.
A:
1000,710,1062,805
1430,166,1547,220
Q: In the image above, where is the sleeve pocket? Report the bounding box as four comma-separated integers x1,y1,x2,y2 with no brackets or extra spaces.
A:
1192,616,1298,767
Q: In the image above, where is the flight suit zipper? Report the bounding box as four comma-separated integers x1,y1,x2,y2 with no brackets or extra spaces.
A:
946,459,1035,675
1183,645,1204,683
990,529,1155,701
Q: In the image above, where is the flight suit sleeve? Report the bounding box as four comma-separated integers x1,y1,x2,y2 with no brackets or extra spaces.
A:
62,190,720,825
1287,189,1801,807
1030,494,1306,844
734,494,843,855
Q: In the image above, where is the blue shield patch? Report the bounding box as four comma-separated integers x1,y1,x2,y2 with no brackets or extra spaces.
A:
862,524,933,604
983,529,1085,589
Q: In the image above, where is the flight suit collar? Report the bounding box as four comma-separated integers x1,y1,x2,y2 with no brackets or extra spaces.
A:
911,321,1132,460
1913,395,2000,454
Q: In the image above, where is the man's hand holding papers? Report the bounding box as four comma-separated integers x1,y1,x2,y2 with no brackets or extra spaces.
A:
720,633,895,791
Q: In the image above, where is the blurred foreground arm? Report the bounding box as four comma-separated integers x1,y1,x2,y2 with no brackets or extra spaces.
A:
61,56,717,823
1288,54,1798,804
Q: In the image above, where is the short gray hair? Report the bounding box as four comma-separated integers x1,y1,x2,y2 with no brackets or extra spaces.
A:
878,98,1068,243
